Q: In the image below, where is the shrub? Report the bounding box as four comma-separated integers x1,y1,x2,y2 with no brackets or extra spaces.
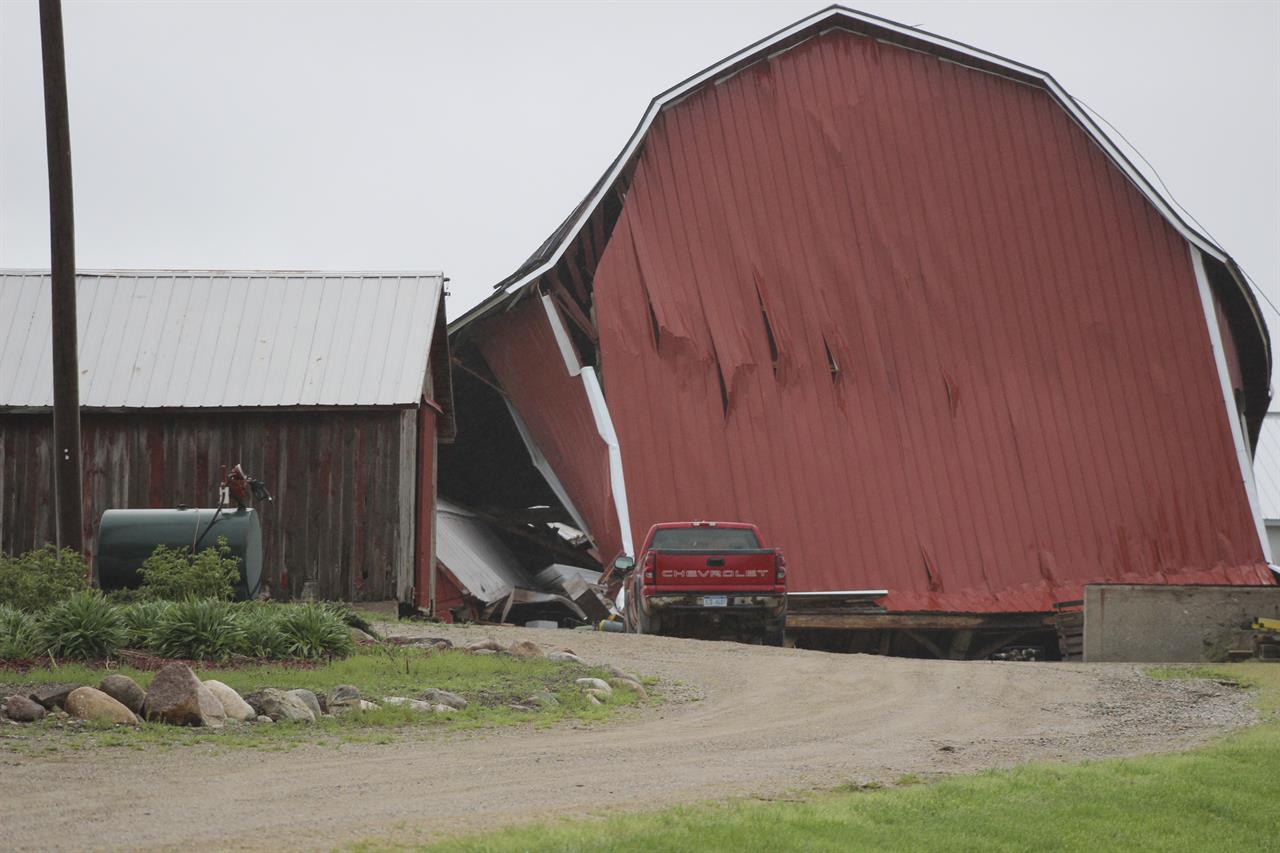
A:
40,591,127,660
152,598,244,661
0,545,87,611
139,537,241,601
233,603,290,659
277,603,356,659
121,600,175,649
0,603,44,660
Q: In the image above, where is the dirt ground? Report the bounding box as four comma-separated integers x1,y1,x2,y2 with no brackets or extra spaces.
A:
0,621,1254,851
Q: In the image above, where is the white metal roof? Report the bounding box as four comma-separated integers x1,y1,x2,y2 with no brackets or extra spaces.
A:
0,270,444,409
1254,413,1280,522
435,498,531,604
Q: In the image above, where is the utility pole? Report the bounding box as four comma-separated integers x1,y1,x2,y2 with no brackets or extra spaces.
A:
39,0,83,557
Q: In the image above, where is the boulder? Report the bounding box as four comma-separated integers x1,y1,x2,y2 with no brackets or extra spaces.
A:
4,695,46,722
470,648,497,656
255,715,274,724
508,640,543,659
420,688,468,710
384,696,451,713
29,683,78,710
99,674,146,715
243,688,315,723
585,688,610,704
464,638,504,653
575,677,612,697
547,651,584,664
288,689,323,720
142,664,226,728
586,693,603,706
203,680,256,722
608,677,648,699
324,684,362,713
65,687,138,726
357,700,379,712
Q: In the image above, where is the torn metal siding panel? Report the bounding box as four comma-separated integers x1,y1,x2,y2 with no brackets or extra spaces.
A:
477,298,623,562
0,271,444,409
434,498,528,603
1253,414,1280,522
583,30,1270,613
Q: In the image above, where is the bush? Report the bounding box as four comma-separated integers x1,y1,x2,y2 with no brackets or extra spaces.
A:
139,537,241,601
0,545,87,611
121,600,174,649
0,603,44,660
277,603,356,659
152,598,244,661
40,591,127,660
233,603,291,659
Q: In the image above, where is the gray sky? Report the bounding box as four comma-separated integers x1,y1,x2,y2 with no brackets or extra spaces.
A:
2,0,1277,328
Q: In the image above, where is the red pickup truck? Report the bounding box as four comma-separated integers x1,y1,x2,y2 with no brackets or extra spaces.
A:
616,521,786,646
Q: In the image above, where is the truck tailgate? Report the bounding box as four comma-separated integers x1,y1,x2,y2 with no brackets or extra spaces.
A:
651,549,778,593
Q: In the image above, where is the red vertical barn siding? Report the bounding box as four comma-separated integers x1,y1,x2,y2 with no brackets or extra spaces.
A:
575,30,1269,612
0,409,415,602
477,299,622,560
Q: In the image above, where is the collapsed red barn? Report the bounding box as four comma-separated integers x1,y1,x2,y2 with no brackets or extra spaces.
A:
444,7,1275,654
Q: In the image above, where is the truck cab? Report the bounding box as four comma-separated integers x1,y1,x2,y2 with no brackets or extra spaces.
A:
619,521,786,645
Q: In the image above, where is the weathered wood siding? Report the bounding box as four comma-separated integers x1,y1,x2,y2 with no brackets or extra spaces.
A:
0,409,418,602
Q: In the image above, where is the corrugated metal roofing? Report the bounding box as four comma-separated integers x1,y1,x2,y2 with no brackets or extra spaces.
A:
0,270,444,409
434,498,532,604
1254,414,1280,521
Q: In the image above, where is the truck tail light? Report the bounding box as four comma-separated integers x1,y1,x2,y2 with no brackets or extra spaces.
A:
775,550,787,581
643,552,656,584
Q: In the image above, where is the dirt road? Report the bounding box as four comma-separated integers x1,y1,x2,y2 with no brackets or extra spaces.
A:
0,623,1252,851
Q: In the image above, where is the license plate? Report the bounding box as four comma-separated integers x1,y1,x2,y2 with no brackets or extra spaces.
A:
702,595,728,607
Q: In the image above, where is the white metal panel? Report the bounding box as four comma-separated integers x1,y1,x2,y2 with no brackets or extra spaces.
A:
434,498,531,604
1253,414,1280,522
0,270,444,408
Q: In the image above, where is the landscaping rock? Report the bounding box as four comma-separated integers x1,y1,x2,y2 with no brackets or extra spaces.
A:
586,693,603,706
547,651,584,664
357,700,379,712
384,696,433,712
288,689,323,720
29,683,78,710
508,639,543,659
608,677,648,699
470,648,497,656
65,687,138,726
99,674,146,715
526,691,559,708
465,638,504,653
575,678,612,697
552,646,578,656
607,665,640,683
350,627,378,645
255,715,274,724
421,688,468,710
243,688,315,723
4,695,46,722
585,688,610,704
142,664,226,728
324,684,362,713
203,680,256,722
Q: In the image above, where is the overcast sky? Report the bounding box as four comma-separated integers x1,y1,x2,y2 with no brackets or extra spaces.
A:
1,1,1277,329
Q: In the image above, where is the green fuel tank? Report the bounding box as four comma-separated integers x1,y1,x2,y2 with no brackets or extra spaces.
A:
97,507,263,600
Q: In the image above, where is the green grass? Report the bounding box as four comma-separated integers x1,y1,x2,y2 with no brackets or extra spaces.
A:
356,663,1279,853
0,646,645,753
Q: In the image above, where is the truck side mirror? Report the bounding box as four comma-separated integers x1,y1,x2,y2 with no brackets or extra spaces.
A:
614,555,636,572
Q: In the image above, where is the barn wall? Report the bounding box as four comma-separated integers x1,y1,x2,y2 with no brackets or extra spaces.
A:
0,408,415,602
565,29,1270,612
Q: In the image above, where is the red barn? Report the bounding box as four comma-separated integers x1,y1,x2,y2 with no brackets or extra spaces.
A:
446,7,1273,654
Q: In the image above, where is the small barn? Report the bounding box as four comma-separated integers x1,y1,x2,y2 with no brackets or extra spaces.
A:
0,270,454,608
445,7,1275,654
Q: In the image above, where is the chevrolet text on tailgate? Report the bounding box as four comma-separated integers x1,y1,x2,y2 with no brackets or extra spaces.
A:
617,521,786,646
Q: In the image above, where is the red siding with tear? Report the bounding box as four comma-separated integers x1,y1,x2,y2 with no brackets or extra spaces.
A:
575,30,1269,612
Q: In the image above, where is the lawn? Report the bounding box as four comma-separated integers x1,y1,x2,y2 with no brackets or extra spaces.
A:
371,663,1279,853
0,645,644,753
